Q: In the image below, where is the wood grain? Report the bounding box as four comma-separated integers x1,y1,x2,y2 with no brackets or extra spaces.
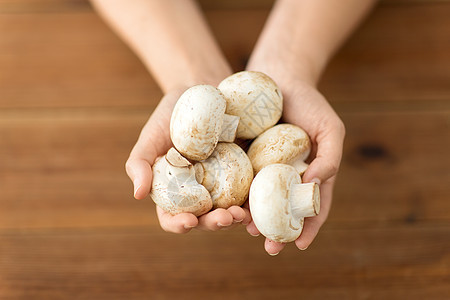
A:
0,0,448,13
0,108,156,229
319,3,450,104
336,110,450,223
0,0,449,299
0,108,448,229
0,13,161,109
0,3,449,108
0,225,449,299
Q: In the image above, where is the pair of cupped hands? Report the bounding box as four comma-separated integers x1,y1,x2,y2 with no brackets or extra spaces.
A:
125,68,345,255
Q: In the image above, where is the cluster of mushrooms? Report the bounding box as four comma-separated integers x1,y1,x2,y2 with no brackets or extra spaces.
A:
151,71,320,243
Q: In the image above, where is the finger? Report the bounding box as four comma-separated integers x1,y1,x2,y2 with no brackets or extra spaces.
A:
246,221,260,237
241,201,253,225
216,222,241,231
295,178,334,250
132,97,175,160
302,120,345,185
294,217,323,250
125,157,152,200
240,207,252,226
197,208,233,231
156,206,198,234
227,206,246,223
265,238,286,256
125,121,166,199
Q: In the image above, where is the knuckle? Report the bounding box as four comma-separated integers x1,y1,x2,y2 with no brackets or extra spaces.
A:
161,224,183,234
159,222,171,233
158,219,179,234
125,158,133,174
326,160,340,175
174,228,186,234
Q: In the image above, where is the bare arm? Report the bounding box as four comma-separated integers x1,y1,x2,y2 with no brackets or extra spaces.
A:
91,0,249,233
246,0,377,255
248,0,377,85
90,0,231,92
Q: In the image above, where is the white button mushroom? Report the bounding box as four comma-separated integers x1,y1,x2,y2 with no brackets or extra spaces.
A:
218,71,283,139
247,124,311,176
170,85,240,161
150,148,213,216
249,164,320,243
194,142,253,209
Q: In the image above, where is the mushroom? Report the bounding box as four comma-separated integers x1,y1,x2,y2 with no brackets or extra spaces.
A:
170,85,240,161
249,164,320,243
247,124,311,176
150,147,212,216
194,142,253,209
218,71,283,139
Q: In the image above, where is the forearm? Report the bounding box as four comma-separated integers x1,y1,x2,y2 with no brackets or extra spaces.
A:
90,0,231,93
248,0,377,85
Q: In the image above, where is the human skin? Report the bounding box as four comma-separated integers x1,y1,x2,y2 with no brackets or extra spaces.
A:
245,0,377,255
91,0,251,232
91,0,376,247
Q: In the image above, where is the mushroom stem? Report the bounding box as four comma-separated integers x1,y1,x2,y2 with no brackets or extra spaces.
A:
166,147,191,168
290,157,309,177
194,163,204,186
194,160,216,192
150,148,213,216
218,114,239,142
290,182,320,219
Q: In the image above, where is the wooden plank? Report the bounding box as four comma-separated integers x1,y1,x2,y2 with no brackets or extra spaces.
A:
0,108,448,229
208,4,450,102
1,4,449,109
0,0,89,13
335,110,450,223
0,13,161,109
319,3,450,103
200,0,450,10
0,2,448,299
0,0,449,14
0,108,158,229
0,224,448,299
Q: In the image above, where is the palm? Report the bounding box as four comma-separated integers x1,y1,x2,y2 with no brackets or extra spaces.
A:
126,89,251,233
246,81,345,254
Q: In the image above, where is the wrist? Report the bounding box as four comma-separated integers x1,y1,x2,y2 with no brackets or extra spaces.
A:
246,0,337,88
161,62,232,93
247,51,319,90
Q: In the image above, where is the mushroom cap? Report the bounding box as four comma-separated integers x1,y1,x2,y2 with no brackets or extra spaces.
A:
196,142,253,209
218,71,283,139
150,153,212,216
249,164,304,243
247,124,311,174
170,85,227,161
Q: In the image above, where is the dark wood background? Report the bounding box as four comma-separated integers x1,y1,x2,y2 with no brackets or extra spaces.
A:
0,0,449,299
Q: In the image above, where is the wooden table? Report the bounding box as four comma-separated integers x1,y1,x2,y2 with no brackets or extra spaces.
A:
0,0,449,299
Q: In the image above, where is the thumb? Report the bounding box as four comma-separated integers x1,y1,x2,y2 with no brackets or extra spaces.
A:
125,157,153,200
302,122,345,185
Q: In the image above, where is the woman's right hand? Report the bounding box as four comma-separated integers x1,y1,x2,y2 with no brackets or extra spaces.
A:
125,89,251,233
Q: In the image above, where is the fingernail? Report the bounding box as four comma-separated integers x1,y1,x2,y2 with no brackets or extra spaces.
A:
299,246,308,251
217,223,225,227
268,252,279,256
134,184,141,198
311,178,321,186
184,225,195,230
232,219,244,224
249,232,260,237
